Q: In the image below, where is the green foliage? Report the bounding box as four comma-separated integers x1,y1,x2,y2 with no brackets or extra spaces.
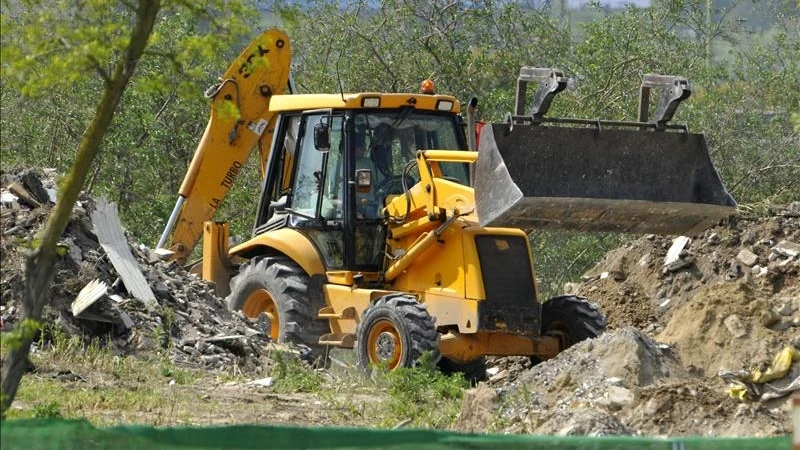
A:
159,359,195,385
277,0,571,119
31,401,63,419
531,231,627,300
272,352,324,393
154,306,176,350
39,324,113,369
372,353,468,427
0,0,262,246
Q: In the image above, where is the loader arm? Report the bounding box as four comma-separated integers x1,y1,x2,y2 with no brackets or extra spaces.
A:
156,29,292,262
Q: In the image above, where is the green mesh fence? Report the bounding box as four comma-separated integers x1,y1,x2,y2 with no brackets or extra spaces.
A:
0,419,790,450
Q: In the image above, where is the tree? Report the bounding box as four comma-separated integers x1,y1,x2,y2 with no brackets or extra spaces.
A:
0,0,257,414
275,0,570,119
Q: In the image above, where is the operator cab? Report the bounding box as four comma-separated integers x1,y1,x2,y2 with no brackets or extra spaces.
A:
255,99,469,275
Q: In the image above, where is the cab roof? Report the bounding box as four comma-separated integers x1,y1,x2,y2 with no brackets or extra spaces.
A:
268,93,461,114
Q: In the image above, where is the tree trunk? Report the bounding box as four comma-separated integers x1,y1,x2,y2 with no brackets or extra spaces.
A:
0,0,161,416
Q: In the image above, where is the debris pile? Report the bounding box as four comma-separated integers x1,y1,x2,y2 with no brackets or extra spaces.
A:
461,328,791,436
461,205,799,437
1,169,272,372
571,204,800,378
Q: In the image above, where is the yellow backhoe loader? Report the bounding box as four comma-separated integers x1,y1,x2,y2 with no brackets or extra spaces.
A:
156,30,735,377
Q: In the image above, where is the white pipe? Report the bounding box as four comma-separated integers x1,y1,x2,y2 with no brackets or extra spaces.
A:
156,195,185,250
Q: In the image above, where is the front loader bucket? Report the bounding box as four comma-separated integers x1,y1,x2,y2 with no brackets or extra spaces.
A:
474,123,736,236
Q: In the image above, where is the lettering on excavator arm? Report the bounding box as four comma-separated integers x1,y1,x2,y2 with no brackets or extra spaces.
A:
156,29,292,262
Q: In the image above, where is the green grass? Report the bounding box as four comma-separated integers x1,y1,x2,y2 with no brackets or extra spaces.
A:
2,333,469,429
8,376,179,423
371,354,468,428
271,351,325,393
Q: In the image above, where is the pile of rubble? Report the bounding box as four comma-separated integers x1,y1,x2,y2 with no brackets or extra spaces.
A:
460,328,790,436
1,169,275,373
572,204,800,378
460,204,800,437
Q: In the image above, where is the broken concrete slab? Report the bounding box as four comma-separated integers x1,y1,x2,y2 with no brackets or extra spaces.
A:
736,248,759,267
665,236,690,266
773,240,800,258
246,377,274,387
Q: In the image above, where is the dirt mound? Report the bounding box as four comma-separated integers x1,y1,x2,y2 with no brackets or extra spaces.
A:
466,328,791,436
570,206,800,377
489,328,687,433
1,169,276,373
464,206,799,437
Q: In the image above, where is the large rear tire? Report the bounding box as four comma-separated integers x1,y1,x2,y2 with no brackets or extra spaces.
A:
541,295,606,351
226,257,329,360
356,294,440,370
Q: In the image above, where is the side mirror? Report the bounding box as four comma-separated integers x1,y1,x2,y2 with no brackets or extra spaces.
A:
268,195,288,216
313,122,330,152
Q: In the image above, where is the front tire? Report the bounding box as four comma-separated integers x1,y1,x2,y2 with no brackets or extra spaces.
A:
226,257,329,359
356,294,440,370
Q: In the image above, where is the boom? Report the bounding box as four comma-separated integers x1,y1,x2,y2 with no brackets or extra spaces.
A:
156,29,292,261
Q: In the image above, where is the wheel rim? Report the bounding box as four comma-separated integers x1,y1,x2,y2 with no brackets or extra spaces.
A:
242,288,280,341
366,319,403,369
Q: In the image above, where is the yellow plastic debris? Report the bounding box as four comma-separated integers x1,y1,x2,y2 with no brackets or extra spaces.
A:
750,346,800,384
725,384,748,401
722,345,800,401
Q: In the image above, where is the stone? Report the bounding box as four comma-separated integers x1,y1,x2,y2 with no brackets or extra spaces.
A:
726,261,743,280
153,281,170,296
736,248,759,267
597,386,633,410
751,265,768,277
489,369,508,383
759,309,781,328
777,303,794,316
665,236,691,266
770,321,791,332
606,377,624,387
773,240,800,258
663,255,695,274
723,314,748,338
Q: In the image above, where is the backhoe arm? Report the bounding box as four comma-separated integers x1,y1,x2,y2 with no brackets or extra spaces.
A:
156,29,292,261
